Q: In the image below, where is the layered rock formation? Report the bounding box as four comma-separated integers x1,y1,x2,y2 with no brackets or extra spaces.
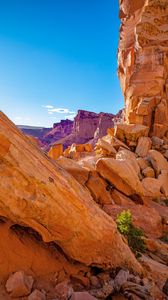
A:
53,110,118,149
118,0,168,137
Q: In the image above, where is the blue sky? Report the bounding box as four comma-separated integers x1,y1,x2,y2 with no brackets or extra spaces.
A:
0,0,123,127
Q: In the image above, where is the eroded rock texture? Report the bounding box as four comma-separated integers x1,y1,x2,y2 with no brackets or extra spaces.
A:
0,111,141,273
118,0,168,137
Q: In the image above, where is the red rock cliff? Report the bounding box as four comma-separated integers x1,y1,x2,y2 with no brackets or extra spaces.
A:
118,0,168,137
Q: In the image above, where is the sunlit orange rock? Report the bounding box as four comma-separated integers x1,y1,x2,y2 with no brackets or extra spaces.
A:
48,144,63,160
0,112,142,272
118,0,168,137
96,158,143,198
114,124,149,145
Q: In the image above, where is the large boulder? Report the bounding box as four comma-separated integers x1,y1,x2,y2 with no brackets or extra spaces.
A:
114,124,149,145
102,135,130,151
0,112,141,272
116,149,140,175
96,158,143,198
95,139,117,156
142,178,161,200
147,150,168,177
135,137,152,157
85,172,113,205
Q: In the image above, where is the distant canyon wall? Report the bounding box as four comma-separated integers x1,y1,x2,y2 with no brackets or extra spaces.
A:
118,0,168,137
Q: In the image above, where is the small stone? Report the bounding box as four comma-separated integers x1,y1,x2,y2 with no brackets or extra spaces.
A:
28,289,46,300
90,276,101,288
142,167,155,178
151,136,164,150
90,280,114,299
97,272,111,284
70,274,90,287
137,158,149,171
5,271,34,298
55,281,73,300
114,270,129,292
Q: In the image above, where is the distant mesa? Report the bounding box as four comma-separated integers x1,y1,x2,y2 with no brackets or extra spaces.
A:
18,109,124,151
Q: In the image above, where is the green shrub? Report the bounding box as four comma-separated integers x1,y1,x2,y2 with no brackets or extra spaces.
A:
116,210,146,257
116,210,132,235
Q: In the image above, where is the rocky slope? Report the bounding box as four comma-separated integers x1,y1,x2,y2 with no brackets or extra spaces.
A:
0,111,142,268
118,0,168,137
1,110,168,298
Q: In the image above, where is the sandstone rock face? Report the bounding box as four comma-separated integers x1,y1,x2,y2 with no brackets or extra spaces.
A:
48,144,63,160
0,112,141,272
118,0,168,137
94,112,115,139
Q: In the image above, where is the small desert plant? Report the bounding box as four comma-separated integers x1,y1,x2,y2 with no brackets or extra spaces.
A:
116,210,146,257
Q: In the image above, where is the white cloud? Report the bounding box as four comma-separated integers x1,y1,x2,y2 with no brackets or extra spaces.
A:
43,105,76,115
48,108,75,114
42,105,76,120
42,105,54,109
